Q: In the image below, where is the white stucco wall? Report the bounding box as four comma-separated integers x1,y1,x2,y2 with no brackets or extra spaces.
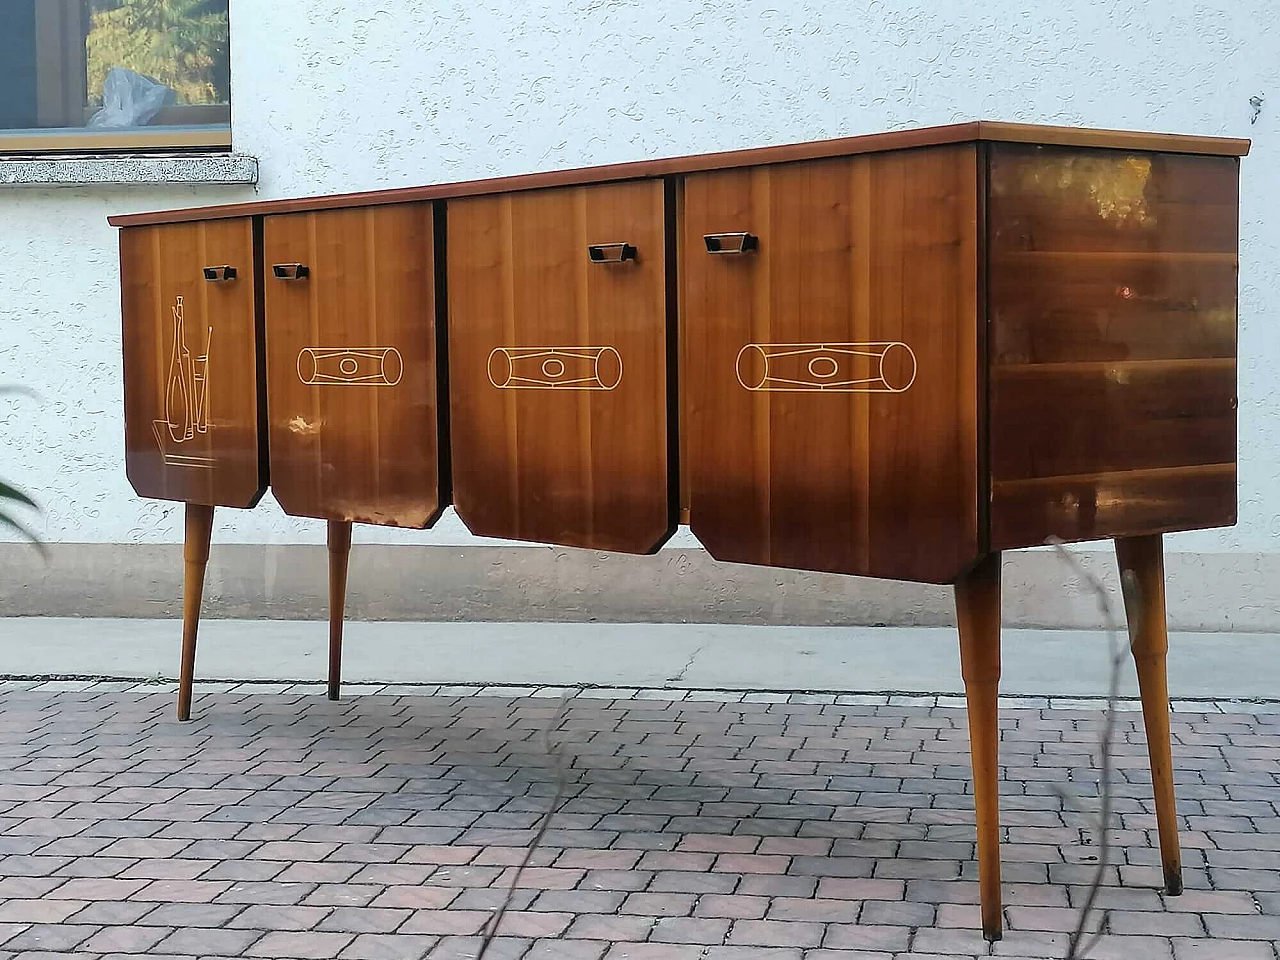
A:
1,0,1276,553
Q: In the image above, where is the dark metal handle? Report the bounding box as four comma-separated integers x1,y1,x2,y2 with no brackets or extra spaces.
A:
704,232,759,255
588,242,637,263
203,265,237,282
272,263,310,281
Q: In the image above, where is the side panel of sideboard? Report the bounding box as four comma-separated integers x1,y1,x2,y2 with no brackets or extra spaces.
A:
120,219,266,508
261,203,445,527
447,180,676,553
682,145,983,584
987,146,1239,548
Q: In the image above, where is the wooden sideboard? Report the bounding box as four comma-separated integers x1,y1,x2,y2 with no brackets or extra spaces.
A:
109,121,1249,941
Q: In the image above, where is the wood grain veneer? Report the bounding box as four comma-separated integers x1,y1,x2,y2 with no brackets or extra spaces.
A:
262,203,445,527
987,145,1240,549
108,122,1249,228
447,180,676,553
120,218,266,508
682,144,982,584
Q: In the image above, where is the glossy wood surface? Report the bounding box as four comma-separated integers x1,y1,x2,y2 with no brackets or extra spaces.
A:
988,146,1239,549
447,181,675,553
178,503,213,722
107,122,1249,228
974,121,1248,156
262,203,444,527
954,552,1003,941
119,220,265,508
327,520,352,701
1115,533,1183,897
683,145,981,583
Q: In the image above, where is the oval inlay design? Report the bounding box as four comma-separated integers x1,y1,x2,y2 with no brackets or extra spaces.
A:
808,356,839,379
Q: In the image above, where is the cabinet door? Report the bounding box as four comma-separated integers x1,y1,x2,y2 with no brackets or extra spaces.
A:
447,180,675,553
682,146,981,584
120,219,264,508
262,203,444,527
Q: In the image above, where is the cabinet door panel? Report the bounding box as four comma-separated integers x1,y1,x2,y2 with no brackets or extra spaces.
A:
448,180,675,553
262,203,444,527
682,146,981,584
120,219,264,508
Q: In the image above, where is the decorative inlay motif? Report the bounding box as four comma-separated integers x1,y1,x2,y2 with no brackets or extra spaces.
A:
736,341,917,393
153,296,215,468
487,346,623,391
297,347,404,386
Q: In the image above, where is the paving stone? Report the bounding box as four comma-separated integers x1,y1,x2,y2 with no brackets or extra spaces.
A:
337,932,438,959
228,904,333,931
650,916,731,944
0,925,99,952
566,915,657,941
426,934,530,959
0,900,86,924
397,910,490,936
157,926,263,955
605,945,712,959
3,688,1280,960
246,931,357,958
728,920,824,948
77,925,174,953
524,939,609,960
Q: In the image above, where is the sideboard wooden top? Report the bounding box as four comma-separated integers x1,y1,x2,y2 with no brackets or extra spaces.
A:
107,120,1250,228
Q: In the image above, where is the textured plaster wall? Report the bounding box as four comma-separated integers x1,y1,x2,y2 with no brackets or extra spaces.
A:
1,0,1276,555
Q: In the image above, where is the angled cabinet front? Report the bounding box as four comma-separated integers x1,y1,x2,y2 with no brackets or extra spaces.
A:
447,180,676,553
262,203,445,527
682,146,982,583
119,219,265,508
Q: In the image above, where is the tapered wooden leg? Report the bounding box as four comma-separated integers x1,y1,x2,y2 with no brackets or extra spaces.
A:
955,551,1003,941
327,521,353,701
179,503,214,722
1115,533,1183,896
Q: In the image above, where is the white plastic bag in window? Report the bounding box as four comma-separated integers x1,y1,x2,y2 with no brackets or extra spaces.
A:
88,67,177,128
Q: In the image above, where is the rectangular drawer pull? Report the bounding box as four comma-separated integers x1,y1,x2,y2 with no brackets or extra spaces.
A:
704,232,758,255
588,242,637,263
272,263,310,281
202,266,236,282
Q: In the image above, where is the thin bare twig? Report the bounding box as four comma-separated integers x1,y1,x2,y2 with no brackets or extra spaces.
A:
475,689,575,958
1046,537,1139,959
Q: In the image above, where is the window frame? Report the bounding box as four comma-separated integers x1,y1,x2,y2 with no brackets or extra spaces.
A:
0,0,232,157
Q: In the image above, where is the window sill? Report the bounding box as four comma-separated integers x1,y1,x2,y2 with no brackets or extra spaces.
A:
0,152,258,188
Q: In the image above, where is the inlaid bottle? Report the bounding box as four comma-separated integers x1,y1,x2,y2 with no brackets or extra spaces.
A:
164,296,194,443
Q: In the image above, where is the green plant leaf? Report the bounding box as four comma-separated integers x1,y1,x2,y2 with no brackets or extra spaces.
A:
0,510,48,559
0,480,39,511
0,385,45,558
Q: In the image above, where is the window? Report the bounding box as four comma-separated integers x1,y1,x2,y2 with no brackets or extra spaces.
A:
0,0,230,153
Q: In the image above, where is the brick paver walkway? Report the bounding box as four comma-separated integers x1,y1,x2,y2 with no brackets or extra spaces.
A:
1,684,1278,959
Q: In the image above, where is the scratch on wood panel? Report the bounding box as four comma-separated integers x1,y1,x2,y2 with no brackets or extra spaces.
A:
287,416,321,436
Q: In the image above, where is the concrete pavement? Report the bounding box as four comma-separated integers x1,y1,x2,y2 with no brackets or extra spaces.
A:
2,619,1278,700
